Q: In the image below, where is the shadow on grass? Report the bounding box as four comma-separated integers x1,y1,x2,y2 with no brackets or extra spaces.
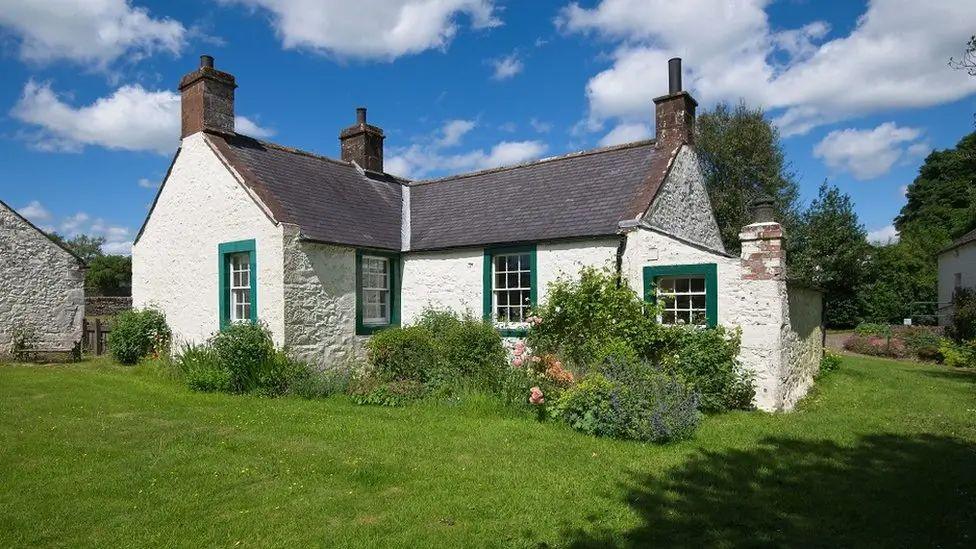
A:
565,434,976,548
919,368,976,385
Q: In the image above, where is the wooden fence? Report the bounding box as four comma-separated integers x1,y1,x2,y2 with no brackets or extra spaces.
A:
82,318,112,355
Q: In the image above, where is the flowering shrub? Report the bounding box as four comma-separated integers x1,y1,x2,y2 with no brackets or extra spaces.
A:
844,334,909,359
109,308,171,365
552,358,702,443
525,267,658,369
820,350,842,375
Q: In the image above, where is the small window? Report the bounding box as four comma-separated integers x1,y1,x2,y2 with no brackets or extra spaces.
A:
657,275,707,326
229,252,252,322
356,250,399,335
218,239,257,329
493,252,533,324
361,255,391,326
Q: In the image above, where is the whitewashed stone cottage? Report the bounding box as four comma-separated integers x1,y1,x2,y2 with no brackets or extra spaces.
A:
133,56,823,411
0,200,86,356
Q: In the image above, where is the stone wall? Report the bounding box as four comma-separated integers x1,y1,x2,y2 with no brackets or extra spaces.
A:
642,145,726,252
780,285,824,410
282,229,360,367
132,133,286,347
85,296,132,317
0,202,85,353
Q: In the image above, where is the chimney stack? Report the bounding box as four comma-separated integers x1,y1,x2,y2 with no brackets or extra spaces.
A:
653,57,697,148
179,55,236,138
739,195,785,281
340,107,385,172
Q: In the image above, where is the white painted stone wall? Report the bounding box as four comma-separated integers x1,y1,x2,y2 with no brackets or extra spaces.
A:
643,145,726,252
282,229,361,366
400,248,484,322
938,243,976,324
0,203,85,354
780,285,824,409
537,238,620,293
132,133,286,347
620,226,798,411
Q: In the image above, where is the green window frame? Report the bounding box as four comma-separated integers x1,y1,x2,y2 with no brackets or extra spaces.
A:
483,244,538,337
643,263,718,328
218,239,257,330
356,249,401,335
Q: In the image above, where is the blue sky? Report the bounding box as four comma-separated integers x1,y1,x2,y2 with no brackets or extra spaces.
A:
1,0,974,254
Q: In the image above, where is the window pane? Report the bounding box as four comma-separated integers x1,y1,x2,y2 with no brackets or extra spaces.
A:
692,295,706,309
508,273,519,288
495,256,507,272
495,273,506,288
692,311,707,325
676,295,690,309
496,291,508,306
520,272,530,288
677,310,691,324
658,278,675,292
676,278,690,292
662,311,676,324
690,277,705,292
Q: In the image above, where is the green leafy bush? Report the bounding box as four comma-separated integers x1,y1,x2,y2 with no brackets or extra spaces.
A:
365,325,441,383
350,376,427,406
525,267,658,369
109,308,171,365
177,343,231,392
286,363,358,399
819,350,842,375
940,338,976,368
415,309,507,387
896,326,943,361
553,359,702,443
946,288,976,343
175,322,308,396
657,326,753,413
855,323,892,338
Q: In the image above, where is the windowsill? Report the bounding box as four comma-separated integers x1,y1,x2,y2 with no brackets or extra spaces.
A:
356,322,396,336
494,323,529,337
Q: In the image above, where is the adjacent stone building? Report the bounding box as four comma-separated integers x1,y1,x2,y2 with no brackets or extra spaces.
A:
0,200,86,356
133,56,824,411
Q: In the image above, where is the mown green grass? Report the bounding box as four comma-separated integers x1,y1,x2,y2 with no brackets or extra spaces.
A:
1,355,974,548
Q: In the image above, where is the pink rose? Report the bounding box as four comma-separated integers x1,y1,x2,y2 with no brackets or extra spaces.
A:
529,386,545,405
512,357,524,367
513,342,525,357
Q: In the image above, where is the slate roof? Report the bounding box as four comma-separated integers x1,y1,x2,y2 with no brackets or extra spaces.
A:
409,140,670,250
203,131,678,252
208,132,404,250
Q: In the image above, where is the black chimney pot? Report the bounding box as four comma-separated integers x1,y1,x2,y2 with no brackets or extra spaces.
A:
200,55,214,69
668,58,682,94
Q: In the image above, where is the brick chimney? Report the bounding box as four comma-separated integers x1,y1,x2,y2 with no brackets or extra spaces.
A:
179,55,236,138
339,108,385,172
653,58,697,148
739,196,785,280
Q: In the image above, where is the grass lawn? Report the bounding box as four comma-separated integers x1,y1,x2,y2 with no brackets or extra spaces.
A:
2,356,975,548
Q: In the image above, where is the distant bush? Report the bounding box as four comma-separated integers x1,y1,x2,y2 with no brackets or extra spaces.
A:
896,326,943,362
175,322,308,396
819,350,842,375
350,376,427,406
109,308,171,365
553,358,701,443
855,323,892,338
843,334,909,359
657,326,753,413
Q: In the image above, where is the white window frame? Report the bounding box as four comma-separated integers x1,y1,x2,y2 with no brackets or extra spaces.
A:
361,255,391,326
229,252,251,323
492,252,533,327
656,274,708,327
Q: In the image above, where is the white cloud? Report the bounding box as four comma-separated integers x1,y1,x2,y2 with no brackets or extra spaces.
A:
60,212,90,234
11,80,271,154
529,118,552,133
867,224,899,245
899,184,909,197
220,0,499,60
490,52,523,80
17,200,51,223
813,123,924,180
59,211,133,255
137,178,157,189
386,119,546,178
0,0,185,69
436,119,476,147
560,0,976,136
598,122,651,147
234,116,275,139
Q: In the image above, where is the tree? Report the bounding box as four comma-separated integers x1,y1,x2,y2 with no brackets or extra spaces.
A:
860,238,937,324
86,255,132,297
696,101,800,253
790,182,870,328
49,233,106,264
949,34,976,76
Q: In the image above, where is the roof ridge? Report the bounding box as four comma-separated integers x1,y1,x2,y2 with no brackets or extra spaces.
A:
410,138,657,187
